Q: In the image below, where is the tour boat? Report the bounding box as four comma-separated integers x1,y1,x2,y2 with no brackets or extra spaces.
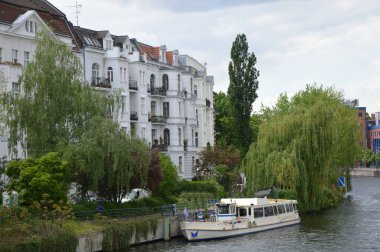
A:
180,197,300,241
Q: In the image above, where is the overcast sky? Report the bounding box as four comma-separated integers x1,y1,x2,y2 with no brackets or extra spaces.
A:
50,0,380,113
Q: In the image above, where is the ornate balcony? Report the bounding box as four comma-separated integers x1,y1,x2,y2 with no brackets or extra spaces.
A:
150,115,167,124
129,80,138,91
149,87,167,96
152,144,168,152
91,77,111,88
130,111,138,121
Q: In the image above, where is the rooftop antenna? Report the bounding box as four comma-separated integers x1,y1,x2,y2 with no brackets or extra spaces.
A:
68,0,82,26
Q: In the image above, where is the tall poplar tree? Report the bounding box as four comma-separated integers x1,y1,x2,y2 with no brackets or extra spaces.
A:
3,30,108,157
228,34,259,155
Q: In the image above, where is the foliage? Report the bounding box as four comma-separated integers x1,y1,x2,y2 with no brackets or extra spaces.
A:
102,217,158,251
242,85,359,212
156,154,179,200
228,33,259,155
176,180,225,199
1,30,109,158
61,117,150,202
0,71,6,137
0,221,78,252
250,113,262,143
147,149,162,193
214,91,234,145
177,192,215,210
5,152,70,206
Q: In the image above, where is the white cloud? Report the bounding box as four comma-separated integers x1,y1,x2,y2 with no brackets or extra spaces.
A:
50,0,380,113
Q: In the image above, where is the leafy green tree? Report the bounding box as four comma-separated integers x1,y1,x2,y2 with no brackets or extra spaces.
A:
62,117,150,202
228,33,259,155
361,148,375,167
242,85,359,212
157,154,179,200
214,91,234,145
147,148,162,193
0,71,6,137
2,30,108,158
5,152,70,206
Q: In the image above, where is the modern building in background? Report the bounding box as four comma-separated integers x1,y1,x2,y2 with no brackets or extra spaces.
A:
0,0,214,179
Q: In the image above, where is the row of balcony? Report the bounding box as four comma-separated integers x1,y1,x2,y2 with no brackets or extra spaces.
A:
151,143,197,152
91,77,139,90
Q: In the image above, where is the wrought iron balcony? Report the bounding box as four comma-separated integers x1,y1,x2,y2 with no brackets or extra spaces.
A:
91,77,111,88
150,115,167,124
129,80,138,91
149,87,167,96
152,144,168,152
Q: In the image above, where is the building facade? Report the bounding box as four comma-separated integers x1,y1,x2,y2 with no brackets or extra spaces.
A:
0,0,215,180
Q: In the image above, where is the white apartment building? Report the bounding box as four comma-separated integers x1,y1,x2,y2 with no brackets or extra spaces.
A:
0,0,214,180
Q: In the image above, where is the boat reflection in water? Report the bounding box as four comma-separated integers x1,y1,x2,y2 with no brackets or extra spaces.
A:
180,197,300,241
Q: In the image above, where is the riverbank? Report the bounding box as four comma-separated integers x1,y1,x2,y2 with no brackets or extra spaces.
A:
350,167,380,177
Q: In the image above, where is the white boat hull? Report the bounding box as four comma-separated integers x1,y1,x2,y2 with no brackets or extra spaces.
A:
181,218,300,241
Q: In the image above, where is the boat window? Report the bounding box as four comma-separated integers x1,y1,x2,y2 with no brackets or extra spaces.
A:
289,203,294,212
264,206,274,217
285,204,291,213
278,204,286,214
218,205,229,215
239,208,247,217
254,207,264,218
293,203,297,211
273,205,278,215
230,205,236,215
248,208,252,216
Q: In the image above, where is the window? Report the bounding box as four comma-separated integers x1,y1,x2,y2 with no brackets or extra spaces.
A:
177,74,180,90
91,63,100,84
196,109,199,123
12,49,18,64
124,68,127,83
358,112,362,117
163,102,169,118
141,127,146,139
141,98,146,114
194,85,197,96
254,207,264,218
120,67,123,82
178,156,182,173
24,51,30,66
0,48,2,63
190,78,193,93
151,101,156,116
178,128,182,145
121,95,126,114
25,21,37,33
164,129,170,145
293,204,297,212
195,132,199,147
152,129,157,143
179,102,181,116
192,129,194,146
150,74,156,89
278,204,286,214
192,156,195,172
162,74,169,90
239,208,248,217
106,40,113,50
107,67,113,82
131,123,137,136
218,205,229,215
12,82,19,98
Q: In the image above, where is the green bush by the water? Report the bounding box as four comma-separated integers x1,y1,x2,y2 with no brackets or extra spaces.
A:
176,180,225,199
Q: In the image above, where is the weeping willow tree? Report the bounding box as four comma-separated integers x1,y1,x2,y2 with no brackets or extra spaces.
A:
242,85,359,212
2,30,109,158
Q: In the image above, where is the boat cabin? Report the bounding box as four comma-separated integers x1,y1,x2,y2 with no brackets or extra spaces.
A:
215,198,298,222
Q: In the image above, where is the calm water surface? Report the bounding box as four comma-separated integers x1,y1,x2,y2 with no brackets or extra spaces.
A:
130,177,380,252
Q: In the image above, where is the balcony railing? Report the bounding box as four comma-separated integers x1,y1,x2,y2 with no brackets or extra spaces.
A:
149,87,167,96
152,144,168,152
129,80,138,90
206,98,211,108
91,77,111,88
150,115,167,124
130,111,138,121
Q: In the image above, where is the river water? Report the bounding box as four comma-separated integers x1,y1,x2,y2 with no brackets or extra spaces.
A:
130,177,380,252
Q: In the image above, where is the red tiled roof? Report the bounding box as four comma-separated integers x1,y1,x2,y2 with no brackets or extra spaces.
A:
137,42,160,61
166,51,173,65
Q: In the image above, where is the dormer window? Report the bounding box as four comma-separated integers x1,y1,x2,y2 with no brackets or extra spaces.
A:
106,40,113,50
25,21,37,33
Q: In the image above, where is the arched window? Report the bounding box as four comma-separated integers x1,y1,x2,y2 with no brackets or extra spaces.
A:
150,74,156,89
107,67,113,82
120,67,123,82
162,74,169,90
177,74,180,90
190,78,193,93
164,128,170,145
91,63,99,84
192,156,195,172
178,128,182,145
124,68,127,83
179,156,183,173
